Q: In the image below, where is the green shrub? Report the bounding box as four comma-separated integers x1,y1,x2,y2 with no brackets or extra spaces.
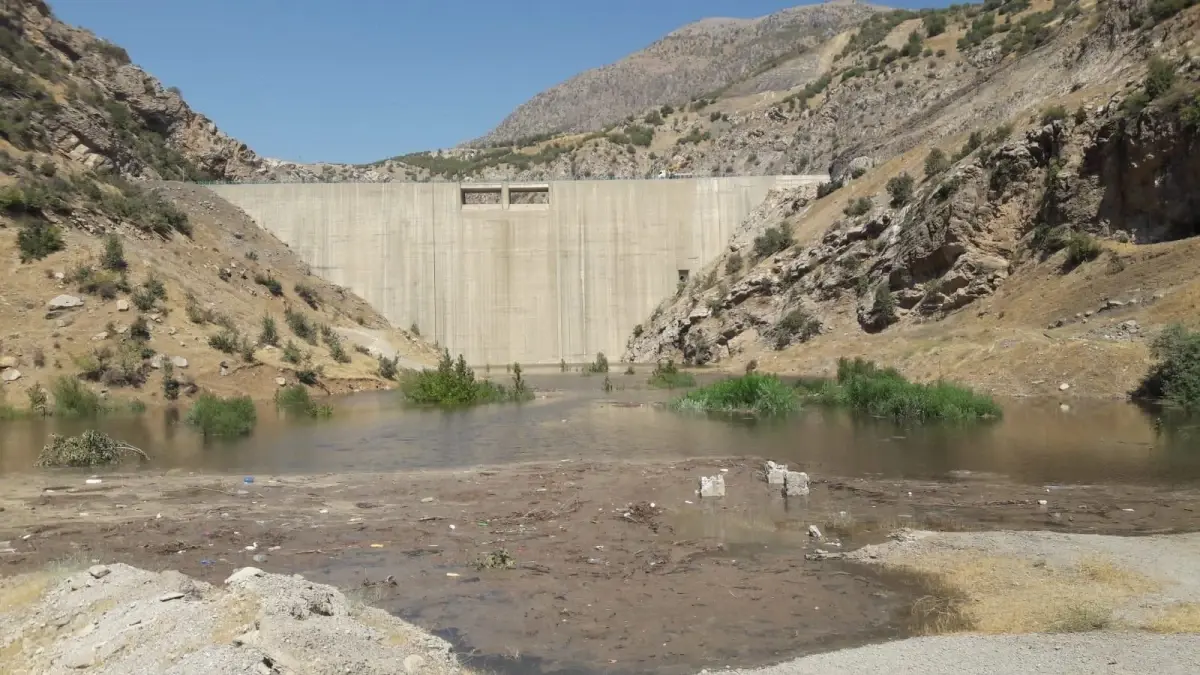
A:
186,393,257,437
208,329,240,354
586,351,610,374
51,376,104,417
772,308,821,349
17,220,64,262
294,282,320,309
924,13,947,36
70,264,128,300
797,357,1002,422
886,173,916,207
1063,231,1102,268
129,315,151,342
672,372,799,416
162,360,180,401
1040,105,1068,125
281,340,304,364
132,274,166,310
647,359,696,389
817,178,844,198
726,252,743,274
1144,56,1176,100
254,273,283,296
285,306,317,344
400,349,531,405
1135,324,1200,409
274,384,332,418
753,225,795,259
100,233,126,271
843,197,872,217
259,314,279,346
924,148,951,178
378,354,400,380
26,384,48,416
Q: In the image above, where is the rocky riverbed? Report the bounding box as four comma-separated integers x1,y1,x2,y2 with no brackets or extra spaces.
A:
4,459,1200,674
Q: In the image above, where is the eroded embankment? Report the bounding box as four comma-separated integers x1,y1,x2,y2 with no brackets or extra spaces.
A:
0,562,466,675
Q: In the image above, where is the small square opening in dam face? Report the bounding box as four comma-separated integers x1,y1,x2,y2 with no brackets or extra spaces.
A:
461,186,502,206
678,269,690,284
509,185,550,205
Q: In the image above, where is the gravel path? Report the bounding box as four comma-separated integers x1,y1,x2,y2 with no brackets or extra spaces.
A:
720,632,1200,675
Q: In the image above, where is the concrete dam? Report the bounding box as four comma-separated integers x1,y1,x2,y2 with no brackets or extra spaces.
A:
208,176,825,366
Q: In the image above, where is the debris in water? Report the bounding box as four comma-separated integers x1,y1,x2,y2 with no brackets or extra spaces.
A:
475,549,516,570
369,543,384,548
808,525,823,539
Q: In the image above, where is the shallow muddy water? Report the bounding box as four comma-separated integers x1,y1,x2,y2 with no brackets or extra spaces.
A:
2,371,1199,485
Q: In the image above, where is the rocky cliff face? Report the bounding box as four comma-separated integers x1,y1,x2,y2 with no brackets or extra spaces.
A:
1,0,397,182
624,27,1200,368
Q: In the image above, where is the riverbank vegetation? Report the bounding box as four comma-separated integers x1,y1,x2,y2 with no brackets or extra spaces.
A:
1134,324,1200,410
186,393,257,437
401,350,533,406
1,377,145,419
274,385,333,418
672,372,798,415
647,359,696,389
797,358,1002,422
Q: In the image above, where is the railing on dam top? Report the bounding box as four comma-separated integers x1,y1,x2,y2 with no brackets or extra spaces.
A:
193,174,831,186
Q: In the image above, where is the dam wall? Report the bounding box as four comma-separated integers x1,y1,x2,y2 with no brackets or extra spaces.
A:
208,176,825,365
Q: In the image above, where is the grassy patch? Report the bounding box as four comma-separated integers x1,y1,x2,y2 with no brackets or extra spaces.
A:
671,372,798,416
400,350,533,406
647,359,696,389
274,385,332,418
186,393,257,437
35,430,147,467
885,551,1156,635
798,357,1001,422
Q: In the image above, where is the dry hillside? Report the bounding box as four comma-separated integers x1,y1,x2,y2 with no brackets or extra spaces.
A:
0,0,436,412
469,0,882,146
622,0,1200,398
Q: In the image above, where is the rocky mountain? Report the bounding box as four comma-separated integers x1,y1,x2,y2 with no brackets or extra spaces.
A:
0,0,434,410
621,0,1200,397
470,0,883,147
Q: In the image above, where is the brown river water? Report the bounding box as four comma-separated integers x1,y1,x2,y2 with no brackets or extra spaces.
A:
1,371,1197,485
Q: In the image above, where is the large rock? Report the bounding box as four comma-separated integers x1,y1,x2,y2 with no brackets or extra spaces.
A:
784,471,810,497
0,356,17,370
171,356,189,369
698,474,726,498
765,460,788,485
1,369,21,383
47,294,83,310
116,299,130,311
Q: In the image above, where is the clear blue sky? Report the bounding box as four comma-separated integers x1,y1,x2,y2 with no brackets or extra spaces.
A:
50,0,927,165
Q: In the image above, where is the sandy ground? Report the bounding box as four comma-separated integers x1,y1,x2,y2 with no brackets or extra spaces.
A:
5,459,1200,673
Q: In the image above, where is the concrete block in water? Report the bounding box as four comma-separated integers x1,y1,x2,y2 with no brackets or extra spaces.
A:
784,471,810,497
765,460,788,485
699,474,726,498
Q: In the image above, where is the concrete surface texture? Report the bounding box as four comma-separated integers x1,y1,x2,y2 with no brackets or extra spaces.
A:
209,176,825,365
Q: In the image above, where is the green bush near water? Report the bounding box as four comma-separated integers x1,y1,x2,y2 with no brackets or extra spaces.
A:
647,359,696,389
186,393,257,437
274,385,333,418
401,349,533,406
1134,324,1200,409
797,357,1001,422
672,372,798,416
51,376,106,417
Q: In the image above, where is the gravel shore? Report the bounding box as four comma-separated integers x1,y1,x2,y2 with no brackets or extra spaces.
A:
720,632,1200,675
